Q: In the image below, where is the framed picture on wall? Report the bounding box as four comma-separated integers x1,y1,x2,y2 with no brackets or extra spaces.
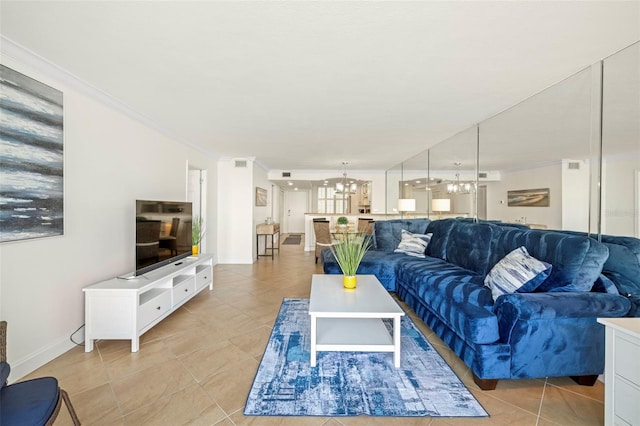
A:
508,188,550,207
0,65,64,243
256,187,268,206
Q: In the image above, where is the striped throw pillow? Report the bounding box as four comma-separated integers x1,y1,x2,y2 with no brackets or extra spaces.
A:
394,229,432,258
484,246,552,301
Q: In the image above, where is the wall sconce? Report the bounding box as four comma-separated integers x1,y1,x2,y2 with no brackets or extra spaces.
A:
431,198,451,219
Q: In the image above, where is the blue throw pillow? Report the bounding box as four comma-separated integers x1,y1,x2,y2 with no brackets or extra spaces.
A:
484,246,552,301
394,230,432,258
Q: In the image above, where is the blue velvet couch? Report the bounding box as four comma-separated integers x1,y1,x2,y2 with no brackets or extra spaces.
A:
322,218,637,389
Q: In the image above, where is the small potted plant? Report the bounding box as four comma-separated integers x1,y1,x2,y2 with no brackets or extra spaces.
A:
336,216,349,231
330,232,371,289
192,215,204,255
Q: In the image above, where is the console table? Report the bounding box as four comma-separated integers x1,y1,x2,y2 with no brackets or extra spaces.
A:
256,222,280,259
598,317,640,426
83,254,213,352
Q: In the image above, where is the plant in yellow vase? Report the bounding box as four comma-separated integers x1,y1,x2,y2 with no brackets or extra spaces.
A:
329,232,371,289
192,216,204,255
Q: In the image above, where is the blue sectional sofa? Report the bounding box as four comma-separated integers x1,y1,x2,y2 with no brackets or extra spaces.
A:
323,218,638,389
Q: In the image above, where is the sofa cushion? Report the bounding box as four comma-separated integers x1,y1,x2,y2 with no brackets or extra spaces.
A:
425,219,456,259
394,230,432,258
548,231,640,316
445,221,497,276
592,275,620,294
484,246,552,301
397,260,499,345
372,219,430,252
489,228,608,292
597,235,640,315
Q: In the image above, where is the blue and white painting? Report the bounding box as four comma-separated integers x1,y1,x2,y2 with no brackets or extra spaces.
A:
0,65,64,243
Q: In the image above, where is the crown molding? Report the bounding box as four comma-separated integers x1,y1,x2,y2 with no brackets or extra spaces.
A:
1,35,218,160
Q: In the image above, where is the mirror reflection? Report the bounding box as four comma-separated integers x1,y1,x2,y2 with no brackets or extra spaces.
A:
428,126,478,219
385,41,638,239
602,42,640,237
479,66,593,231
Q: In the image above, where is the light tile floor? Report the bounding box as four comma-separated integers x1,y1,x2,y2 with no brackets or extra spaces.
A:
23,235,605,425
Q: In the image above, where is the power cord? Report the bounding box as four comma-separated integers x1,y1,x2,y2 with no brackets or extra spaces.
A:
70,324,85,346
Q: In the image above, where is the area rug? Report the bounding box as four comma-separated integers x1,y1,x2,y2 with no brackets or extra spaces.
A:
244,298,488,417
282,235,302,245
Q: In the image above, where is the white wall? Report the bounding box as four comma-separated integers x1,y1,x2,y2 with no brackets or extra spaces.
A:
486,163,562,229
217,158,254,264
253,162,276,259
0,47,218,381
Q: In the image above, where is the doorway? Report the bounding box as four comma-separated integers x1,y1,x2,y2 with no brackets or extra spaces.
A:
187,166,206,252
283,191,308,234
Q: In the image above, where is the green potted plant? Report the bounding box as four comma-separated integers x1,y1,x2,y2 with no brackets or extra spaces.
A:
192,215,205,255
330,232,371,289
336,216,349,231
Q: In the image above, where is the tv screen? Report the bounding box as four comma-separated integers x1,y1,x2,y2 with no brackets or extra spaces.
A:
135,200,193,276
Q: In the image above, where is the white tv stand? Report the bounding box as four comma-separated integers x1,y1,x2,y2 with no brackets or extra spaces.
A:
83,254,213,352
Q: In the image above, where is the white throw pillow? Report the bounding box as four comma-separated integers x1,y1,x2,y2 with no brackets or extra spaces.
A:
394,230,432,258
484,246,552,301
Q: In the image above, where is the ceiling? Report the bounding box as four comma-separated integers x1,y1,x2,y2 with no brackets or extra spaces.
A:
1,1,638,173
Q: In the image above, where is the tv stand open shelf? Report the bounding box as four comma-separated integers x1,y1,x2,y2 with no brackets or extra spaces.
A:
83,254,213,352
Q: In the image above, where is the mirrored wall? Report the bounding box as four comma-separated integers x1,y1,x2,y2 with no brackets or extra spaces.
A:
386,41,639,237
601,43,640,236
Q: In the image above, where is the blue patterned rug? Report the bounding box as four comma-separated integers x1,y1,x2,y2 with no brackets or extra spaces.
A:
244,298,488,417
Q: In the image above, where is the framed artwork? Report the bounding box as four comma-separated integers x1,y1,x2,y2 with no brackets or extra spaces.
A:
255,187,268,206
0,65,64,243
508,188,550,207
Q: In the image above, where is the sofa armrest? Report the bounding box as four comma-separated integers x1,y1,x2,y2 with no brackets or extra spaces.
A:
494,292,631,321
492,292,630,378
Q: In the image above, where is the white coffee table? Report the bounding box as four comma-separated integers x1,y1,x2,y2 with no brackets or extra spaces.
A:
309,274,405,368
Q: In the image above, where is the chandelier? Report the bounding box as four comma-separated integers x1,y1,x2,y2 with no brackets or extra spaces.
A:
335,162,357,194
447,162,472,194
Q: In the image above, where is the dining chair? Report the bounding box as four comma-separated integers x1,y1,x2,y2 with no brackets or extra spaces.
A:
313,220,335,264
136,220,161,265
0,321,81,426
357,218,374,235
159,217,180,256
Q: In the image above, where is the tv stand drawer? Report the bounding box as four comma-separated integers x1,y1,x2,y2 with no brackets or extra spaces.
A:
138,289,171,330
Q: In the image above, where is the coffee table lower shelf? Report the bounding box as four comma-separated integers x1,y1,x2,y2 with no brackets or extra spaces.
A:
310,317,401,367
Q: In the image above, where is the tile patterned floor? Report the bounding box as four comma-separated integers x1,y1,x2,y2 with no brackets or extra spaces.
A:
22,235,605,425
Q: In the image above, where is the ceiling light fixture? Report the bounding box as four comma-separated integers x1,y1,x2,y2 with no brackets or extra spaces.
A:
447,162,473,194
335,162,357,194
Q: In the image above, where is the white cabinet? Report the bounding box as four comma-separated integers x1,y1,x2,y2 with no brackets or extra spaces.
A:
598,317,640,426
84,255,213,352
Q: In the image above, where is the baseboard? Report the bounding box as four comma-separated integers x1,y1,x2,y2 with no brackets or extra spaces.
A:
218,256,254,264
9,335,78,383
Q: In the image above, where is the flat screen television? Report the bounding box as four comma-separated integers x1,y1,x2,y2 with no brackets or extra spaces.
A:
135,199,193,276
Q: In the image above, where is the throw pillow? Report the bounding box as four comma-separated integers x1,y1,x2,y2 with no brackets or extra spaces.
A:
484,246,552,301
394,229,432,258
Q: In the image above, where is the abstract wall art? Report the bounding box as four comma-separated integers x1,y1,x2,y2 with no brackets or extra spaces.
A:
0,65,64,243
255,187,267,206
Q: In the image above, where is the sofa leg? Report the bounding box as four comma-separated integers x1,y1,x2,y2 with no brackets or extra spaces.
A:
473,373,498,390
570,375,598,386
